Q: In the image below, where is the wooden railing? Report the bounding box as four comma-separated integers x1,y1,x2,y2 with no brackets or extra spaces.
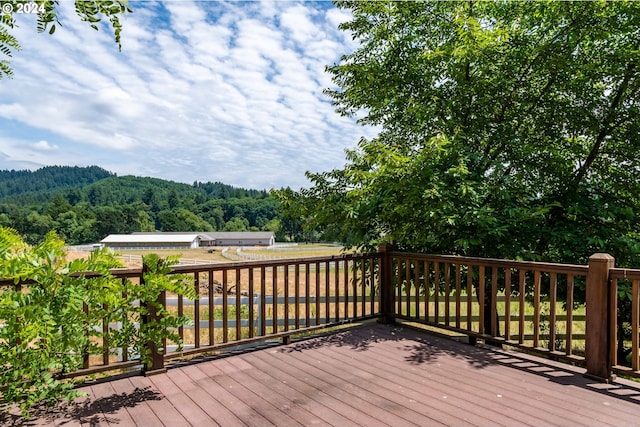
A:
3,247,640,382
382,249,640,381
48,253,382,377
385,251,589,361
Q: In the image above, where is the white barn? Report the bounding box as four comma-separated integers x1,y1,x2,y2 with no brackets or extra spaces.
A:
201,232,275,247
102,231,275,249
101,233,207,250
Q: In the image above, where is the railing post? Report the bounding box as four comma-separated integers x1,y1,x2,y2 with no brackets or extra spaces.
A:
377,243,395,324
142,260,167,375
585,253,614,382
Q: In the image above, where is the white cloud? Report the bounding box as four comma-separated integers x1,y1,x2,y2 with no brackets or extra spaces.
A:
32,140,59,152
0,1,376,190
280,4,322,45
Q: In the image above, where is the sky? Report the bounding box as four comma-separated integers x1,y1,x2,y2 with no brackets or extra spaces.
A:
0,1,377,190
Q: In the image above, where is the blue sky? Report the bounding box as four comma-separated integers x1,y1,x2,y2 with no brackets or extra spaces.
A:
0,1,377,190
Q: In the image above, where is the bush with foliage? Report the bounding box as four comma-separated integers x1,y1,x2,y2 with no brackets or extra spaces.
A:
0,227,195,417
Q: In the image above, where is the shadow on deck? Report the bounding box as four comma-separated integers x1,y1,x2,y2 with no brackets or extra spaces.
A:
6,322,640,426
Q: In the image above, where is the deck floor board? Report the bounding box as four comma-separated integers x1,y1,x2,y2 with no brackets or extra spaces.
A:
339,326,603,426
9,323,640,426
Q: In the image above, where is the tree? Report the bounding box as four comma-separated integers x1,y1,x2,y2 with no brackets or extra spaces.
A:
200,200,225,231
272,187,305,242
24,211,54,243
223,216,249,232
262,218,285,242
287,0,640,266
157,208,214,232
135,208,155,232
278,0,640,345
44,194,72,218
1,0,131,79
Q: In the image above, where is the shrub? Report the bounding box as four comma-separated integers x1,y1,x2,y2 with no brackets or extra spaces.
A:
0,227,194,417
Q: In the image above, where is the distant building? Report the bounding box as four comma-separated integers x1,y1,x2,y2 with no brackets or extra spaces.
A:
200,232,275,247
101,233,206,250
102,231,275,250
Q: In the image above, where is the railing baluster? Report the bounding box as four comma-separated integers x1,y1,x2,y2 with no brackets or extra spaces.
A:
222,269,228,343
434,262,440,324
405,258,411,318
260,266,266,336
248,267,254,339
466,265,473,331
305,262,311,328
370,258,376,316
549,272,557,352
325,261,331,324
445,262,451,326
316,261,321,326
455,264,461,329
121,280,129,363
504,268,511,342
102,302,109,366
533,270,541,348
272,266,278,334
335,260,340,322
194,272,200,349
178,290,184,343
491,266,497,337
295,264,300,329
353,258,358,320
519,269,525,345
478,265,485,335
566,274,574,356
414,259,420,320
344,259,349,319
83,301,90,369
208,270,214,346
235,268,241,341
396,258,402,316
422,260,431,322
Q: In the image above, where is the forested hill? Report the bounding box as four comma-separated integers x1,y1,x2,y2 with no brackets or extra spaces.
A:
0,166,300,245
0,165,114,199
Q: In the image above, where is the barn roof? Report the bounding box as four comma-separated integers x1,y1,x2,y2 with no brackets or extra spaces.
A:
102,232,274,245
101,234,204,244
201,232,274,240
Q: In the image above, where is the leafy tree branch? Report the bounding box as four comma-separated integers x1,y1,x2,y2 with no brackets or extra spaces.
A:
0,0,131,79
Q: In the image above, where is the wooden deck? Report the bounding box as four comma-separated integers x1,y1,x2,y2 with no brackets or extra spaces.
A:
7,322,640,426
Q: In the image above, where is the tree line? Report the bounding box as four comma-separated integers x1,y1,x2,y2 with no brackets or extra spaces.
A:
0,166,303,245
